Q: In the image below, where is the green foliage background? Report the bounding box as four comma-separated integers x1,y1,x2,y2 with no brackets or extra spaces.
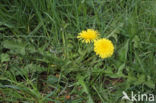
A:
0,0,156,103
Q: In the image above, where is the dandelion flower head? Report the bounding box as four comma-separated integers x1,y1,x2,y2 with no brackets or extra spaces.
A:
94,38,114,59
77,29,99,43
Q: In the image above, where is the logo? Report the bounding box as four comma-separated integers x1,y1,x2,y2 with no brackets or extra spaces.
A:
122,91,155,102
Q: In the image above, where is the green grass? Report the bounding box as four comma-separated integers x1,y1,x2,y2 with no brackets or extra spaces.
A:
0,0,156,103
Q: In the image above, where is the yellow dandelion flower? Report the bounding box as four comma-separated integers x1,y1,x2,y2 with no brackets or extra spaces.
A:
77,29,99,43
94,38,114,59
